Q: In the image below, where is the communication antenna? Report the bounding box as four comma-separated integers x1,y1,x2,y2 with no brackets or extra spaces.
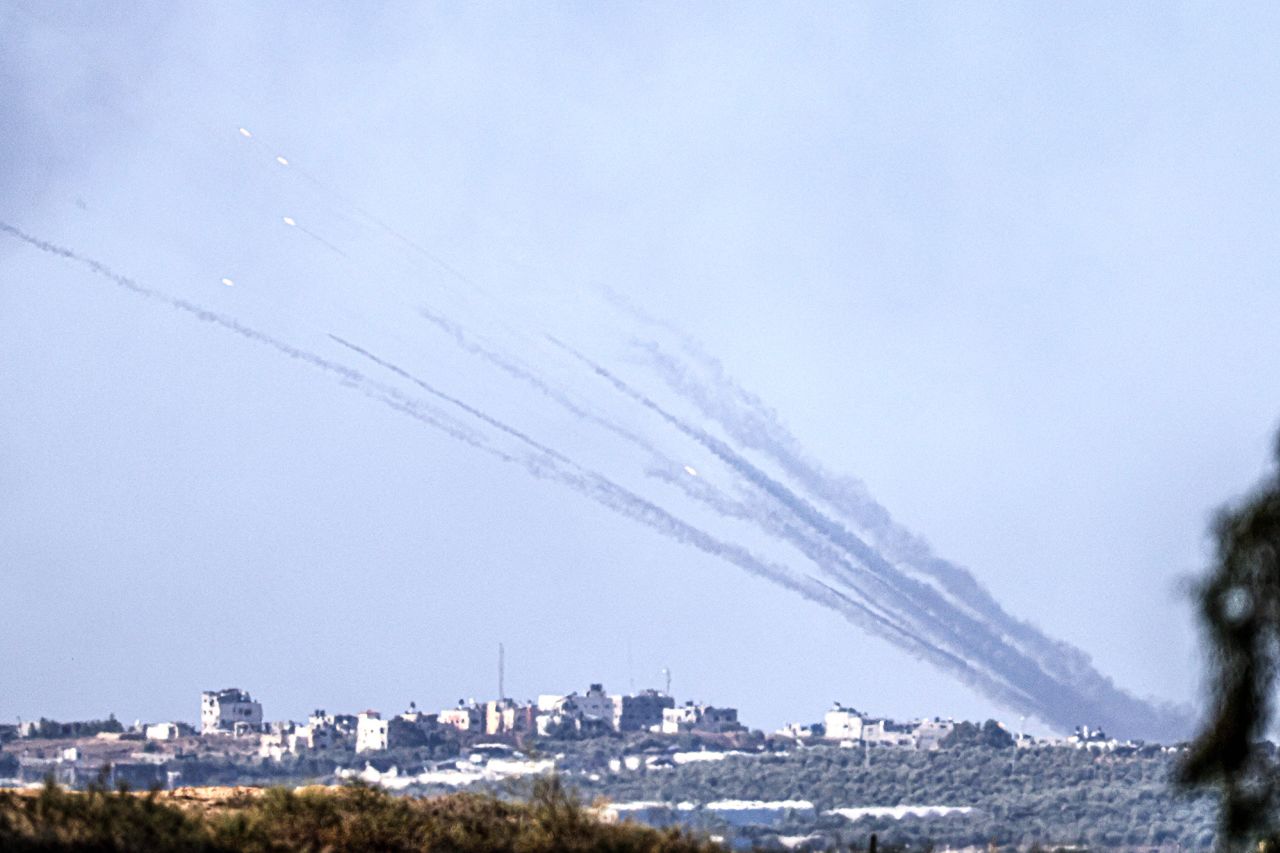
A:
662,666,671,696
498,642,505,701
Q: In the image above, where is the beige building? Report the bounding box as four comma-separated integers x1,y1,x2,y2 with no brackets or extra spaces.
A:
912,718,955,750
485,699,536,735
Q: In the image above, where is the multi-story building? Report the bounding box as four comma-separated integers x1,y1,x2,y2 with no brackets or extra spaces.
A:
200,689,263,735
353,709,436,754
611,689,674,732
485,699,536,735
575,684,615,724
355,712,389,753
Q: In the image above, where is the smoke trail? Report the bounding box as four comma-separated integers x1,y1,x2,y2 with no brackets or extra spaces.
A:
227,121,1051,710
0,221,482,448
639,339,1055,640
632,338,1194,722
328,334,575,469
6,220,1189,738
553,335,1193,739
407,301,1186,734
410,309,976,650
237,126,490,308
411,308,949,640
416,307,663,457
324,335,1055,712
295,223,348,258
599,294,1192,736
606,288,1046,645
4,221,989,714
555,339,1070,709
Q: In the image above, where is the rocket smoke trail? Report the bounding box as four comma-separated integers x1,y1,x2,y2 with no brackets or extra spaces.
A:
550,336,1192,740
409,311,976,640
293,116,1190,737
3,221,993,720
400,305,1184,735
631,338,1188,712
327,336,1059,717
406,310,1043,700
4,215,1191,740
404,287,1189,737
416,307,665,458
602,294,1117,686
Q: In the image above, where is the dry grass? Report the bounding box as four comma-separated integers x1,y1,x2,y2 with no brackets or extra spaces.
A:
0,776,723,852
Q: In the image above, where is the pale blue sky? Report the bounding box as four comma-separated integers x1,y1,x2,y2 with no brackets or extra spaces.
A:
3,2,1280,733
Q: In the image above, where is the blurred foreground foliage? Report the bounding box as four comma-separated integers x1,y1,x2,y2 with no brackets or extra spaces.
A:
1182,437,1280,843
0,774,720,852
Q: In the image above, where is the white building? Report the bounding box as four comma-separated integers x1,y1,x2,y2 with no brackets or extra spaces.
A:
355,712,389,754
823,704,864,741
1068,724,1129,752
200,688,263,735
661,703,741,734
861,718,915,747
145,722,184,741
536,684,619,735
775,721,824,739
538,684,615,725
438,703,484,732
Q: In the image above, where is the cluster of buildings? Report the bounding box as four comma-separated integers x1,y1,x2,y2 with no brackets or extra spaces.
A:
775,703,958,750
6,688,1142,770
183,684,744,759
774,705,1145,753
343,684,741,754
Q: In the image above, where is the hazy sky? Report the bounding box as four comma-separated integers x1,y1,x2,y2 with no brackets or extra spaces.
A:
3,1,1280,733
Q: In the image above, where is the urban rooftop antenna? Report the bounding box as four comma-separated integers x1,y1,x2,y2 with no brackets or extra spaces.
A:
498,642,505,701
662,666,671,696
